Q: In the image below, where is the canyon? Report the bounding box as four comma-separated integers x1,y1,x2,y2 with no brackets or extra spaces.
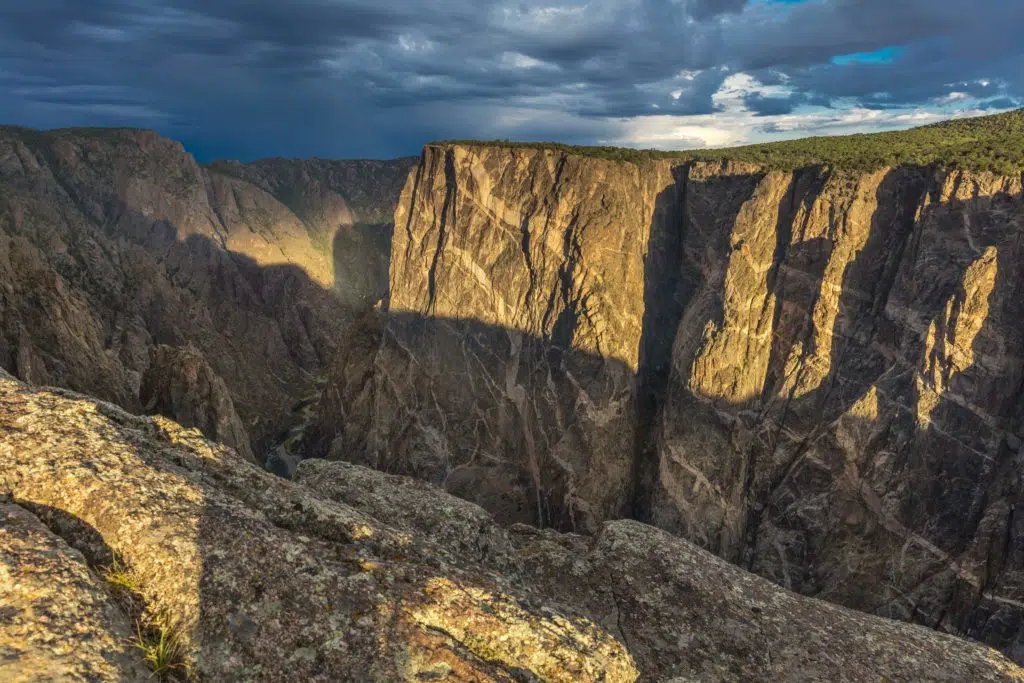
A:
308,138,1024,661
0,125,414,457
2,113,1024,679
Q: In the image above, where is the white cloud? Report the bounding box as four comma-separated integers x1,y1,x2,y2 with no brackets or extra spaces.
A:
594,74,1000,150
397,34,435,53
70,23,130,42
500,52,550,69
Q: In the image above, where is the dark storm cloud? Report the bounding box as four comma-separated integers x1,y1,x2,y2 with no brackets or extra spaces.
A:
742,91,811,116
0,0,1020,159
689,0,747,20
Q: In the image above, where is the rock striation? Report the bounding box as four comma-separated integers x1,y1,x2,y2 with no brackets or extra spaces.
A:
3,372,1023,682
0,125,415,455
310,143,1024,658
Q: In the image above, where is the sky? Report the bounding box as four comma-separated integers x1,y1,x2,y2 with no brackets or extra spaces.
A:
0,0,1021,161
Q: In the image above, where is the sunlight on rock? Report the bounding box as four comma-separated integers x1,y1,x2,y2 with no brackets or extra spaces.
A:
917,245,998,427
407,577,639,683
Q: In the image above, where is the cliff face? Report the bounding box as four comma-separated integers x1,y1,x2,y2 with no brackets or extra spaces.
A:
4,371,1023,682
0,126,414,455
649,166,1024,658
310,147,685,529
319,144,1024,657
139,343,255,464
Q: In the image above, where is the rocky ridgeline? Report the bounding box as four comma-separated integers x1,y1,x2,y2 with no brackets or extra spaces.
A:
2,370,1023,681
305,143,1024,659
0,125,414,458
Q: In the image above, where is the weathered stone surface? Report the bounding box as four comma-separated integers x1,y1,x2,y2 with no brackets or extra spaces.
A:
140,343,256,463
3,373,1022,681
320,144,1024,658
0,503,150,682
0,125,413,455
513,519,1024,682
0,375,636,682
295,457,518,572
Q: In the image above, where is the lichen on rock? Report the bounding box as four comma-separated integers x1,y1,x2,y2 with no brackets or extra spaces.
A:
3,373,1023,681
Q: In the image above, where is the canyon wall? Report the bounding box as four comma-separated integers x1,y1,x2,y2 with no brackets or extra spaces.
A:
309,146,687,529
0,126,414,455
315,143,1024,657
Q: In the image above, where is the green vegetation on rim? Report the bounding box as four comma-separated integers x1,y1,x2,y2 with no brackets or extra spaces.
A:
434,109,1024,174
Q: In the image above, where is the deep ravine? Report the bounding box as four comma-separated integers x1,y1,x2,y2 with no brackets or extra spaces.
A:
309,143,1024,661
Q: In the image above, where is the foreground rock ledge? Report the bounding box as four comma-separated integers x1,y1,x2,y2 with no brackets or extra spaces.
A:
1,374,1021,682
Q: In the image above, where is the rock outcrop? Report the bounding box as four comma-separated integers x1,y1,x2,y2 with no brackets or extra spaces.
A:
311,143,1024,657
140,343,255,463
0,503,151,682
4,372,1023,682
0,125,415,455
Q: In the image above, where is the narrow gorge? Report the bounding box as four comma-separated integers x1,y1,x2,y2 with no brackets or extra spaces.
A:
307,141,1024,661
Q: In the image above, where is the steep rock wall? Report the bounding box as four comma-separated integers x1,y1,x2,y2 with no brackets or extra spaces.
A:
312,146,689,530
0,126,414,454
321,143,1024,658
652,166,1024,659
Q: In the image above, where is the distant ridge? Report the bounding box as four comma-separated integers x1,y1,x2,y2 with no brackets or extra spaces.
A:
434,108,1024,173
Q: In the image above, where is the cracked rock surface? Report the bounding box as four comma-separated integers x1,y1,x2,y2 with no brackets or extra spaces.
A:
3,373,1022,681
0,503,150,682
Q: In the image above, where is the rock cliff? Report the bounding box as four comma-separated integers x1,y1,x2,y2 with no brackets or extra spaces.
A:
4,371,1023,682
312,142,1024,658
140,343,255,463
0,125,414,456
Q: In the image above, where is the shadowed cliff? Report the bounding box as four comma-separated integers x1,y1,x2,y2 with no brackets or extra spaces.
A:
0,125,413,456
310,143,1024,660
646,165,1024,657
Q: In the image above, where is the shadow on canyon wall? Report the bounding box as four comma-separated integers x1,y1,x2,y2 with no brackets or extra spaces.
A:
4,160,1023,662
302,307,640,531
331,221,393,308
0,190,394,454
636,165,1024,657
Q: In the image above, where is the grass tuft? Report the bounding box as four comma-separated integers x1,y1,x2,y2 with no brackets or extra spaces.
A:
102,558,191,681
135,614,189,680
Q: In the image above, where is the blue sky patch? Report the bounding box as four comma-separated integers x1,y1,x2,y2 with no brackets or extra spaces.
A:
831,46,906,66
